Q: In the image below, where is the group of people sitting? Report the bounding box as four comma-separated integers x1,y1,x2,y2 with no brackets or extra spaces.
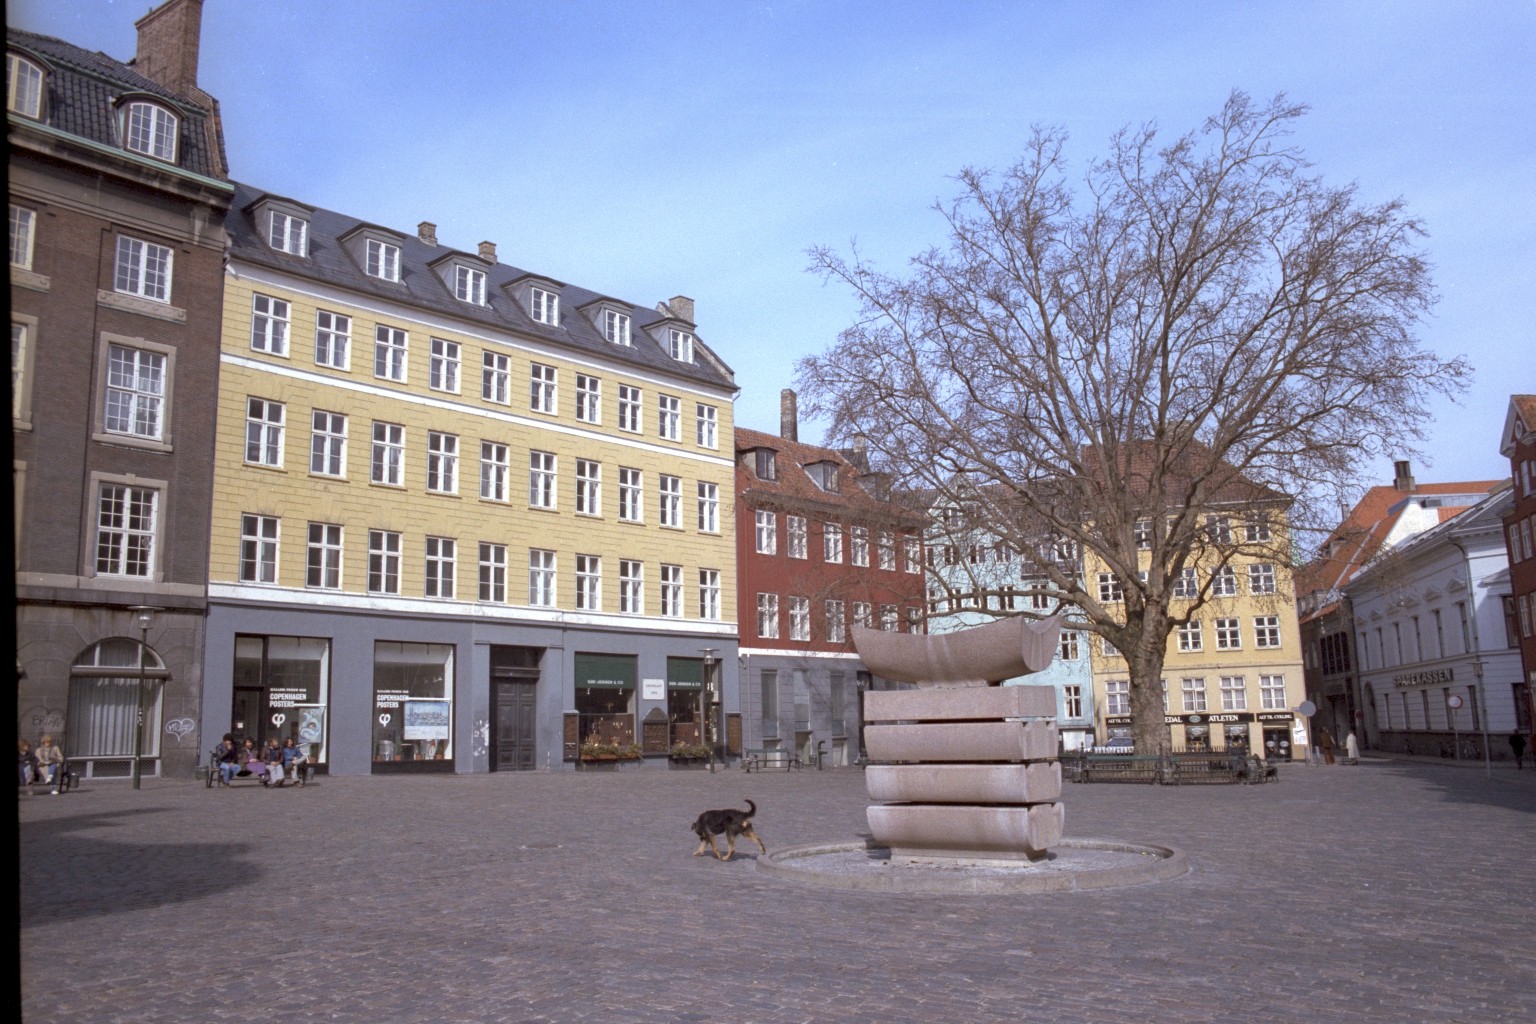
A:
17,735,66,795
214,734,309,787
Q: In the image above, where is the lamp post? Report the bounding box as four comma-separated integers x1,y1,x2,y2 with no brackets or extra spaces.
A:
1473,658,1491,778
128,606,160,790
699,649,718,773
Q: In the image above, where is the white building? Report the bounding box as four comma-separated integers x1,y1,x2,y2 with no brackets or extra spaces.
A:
1346,485,1521,757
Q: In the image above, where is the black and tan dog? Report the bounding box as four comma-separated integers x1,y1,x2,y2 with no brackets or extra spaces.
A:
691,799,767,861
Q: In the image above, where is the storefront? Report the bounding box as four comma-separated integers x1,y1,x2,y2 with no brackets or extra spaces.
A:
1101,711,1299,758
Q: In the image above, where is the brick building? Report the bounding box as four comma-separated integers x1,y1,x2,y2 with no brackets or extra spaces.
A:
10,0,233,782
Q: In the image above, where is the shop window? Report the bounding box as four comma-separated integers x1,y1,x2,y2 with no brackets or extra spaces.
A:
67,638,167,776
372,641,454,766
232,635,331,762
575,652,638,749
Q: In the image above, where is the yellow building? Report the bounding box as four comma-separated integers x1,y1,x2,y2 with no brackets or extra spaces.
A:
202,184,739,776
1087,510,1309,760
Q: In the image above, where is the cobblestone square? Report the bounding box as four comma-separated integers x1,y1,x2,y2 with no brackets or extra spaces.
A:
20,758,1536,1024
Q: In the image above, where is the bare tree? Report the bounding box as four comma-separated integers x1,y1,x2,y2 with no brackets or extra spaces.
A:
796,92,1469,752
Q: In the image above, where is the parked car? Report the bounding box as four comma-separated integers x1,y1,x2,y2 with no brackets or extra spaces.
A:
1094,736,1136,754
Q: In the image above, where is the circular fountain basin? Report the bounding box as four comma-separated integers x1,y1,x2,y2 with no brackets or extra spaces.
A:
755,837,1187,894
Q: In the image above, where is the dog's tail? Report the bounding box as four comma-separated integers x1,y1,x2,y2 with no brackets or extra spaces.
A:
744,799,756,818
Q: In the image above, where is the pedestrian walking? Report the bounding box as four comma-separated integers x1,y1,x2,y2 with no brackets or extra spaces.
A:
1344,730,1360,765
1510,732,1527,770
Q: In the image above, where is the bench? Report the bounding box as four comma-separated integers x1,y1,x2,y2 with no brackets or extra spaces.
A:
1071,754,1161,784
741,748,800,772
205,751,314,788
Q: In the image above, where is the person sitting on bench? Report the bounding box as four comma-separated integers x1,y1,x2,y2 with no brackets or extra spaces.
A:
241,738,271,784
216,734,241,786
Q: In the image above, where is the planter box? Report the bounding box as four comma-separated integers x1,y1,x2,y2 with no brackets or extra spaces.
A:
668,757,709,770
576,757,642,771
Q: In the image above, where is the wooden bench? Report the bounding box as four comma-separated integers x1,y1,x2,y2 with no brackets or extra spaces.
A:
206,751,314,788
741,748,800,772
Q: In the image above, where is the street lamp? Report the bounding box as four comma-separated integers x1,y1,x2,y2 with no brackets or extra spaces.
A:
699,649,718,774
128,606,160,790
1473,658,1491,778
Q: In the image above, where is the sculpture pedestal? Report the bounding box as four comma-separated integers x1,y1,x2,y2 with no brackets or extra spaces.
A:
864,685,1061,861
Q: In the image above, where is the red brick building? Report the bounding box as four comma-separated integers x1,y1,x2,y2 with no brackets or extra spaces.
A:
1499,394,1536,739
733,391,927,765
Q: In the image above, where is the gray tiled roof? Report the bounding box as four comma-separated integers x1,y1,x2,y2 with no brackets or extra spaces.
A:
7,27,221,180
227,180,737,391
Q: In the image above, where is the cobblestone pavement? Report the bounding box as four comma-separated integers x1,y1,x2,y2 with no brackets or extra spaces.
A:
19,757,1536,1024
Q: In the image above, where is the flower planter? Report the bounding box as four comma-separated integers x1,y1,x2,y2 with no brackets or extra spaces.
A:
577,756,642,772
668,757,709,770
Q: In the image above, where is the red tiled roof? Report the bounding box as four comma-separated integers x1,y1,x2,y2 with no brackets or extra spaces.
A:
734,427,925,525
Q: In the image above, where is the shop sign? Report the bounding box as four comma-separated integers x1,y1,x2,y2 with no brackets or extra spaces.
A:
1104,715,1132,726
575,653,637,689
1256,711,1294,722
269,687,309,708
641,678,665,701
375,688,412,709
1393,667,1453,688
666,658,704,691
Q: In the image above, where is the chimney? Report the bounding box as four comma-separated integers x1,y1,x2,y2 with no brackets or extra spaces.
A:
417,222,437,245
1393,460,1415,492
780,389,798,442
477,241,497,264
133,0,206,100
667,295,695,323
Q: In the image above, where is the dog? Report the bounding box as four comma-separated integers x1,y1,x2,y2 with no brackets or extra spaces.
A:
691,799,766,861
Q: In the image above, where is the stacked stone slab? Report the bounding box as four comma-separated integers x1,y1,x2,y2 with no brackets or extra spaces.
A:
852,615,1065,863
865,685,1063,862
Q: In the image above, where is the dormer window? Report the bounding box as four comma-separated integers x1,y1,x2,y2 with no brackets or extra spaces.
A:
268,210,308,256
531,287,559,325
605,309,631,346
455,265,486,305
7,53,44,119
754,449,777,481
366,238,400,281
122,100,178,161
806,461,840,492
668,328,693,362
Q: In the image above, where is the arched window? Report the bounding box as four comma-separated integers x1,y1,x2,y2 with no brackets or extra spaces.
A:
6,52,45,119
67,638,168,775
122,99,178,161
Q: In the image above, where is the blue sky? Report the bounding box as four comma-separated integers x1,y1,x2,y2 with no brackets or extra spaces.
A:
11,0,1533,491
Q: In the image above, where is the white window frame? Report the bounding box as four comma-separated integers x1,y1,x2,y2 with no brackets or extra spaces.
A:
1249,563,1277,595
114,235,173,302
374,325,408,382
1259,674,1287,710
366,238,400,281
757,593,780,639
529,451,557,509
1220,675,1247,711
530,363,557,413
94,482,159,578
619,559,644,615
1215,617,1242,650
697,481,719,532
529,549,556,607
850,526,869,567
455,265,486,305
698,569,721,620
1211,565,1238,597
309,411,347,477
696,403,718,448
244,397,285,467
315,310,351,369
1173,567,1198,599
123,100,177,161
367,530,402,595
103,343,165,441
479,542,507,603
424,536,456,598
1181,677,1208,713
9,203,35,269
826,600,847,644
660,564,683,617
429,338,461,393
618,467,642,523
787,516,808,559
251,294,290,356
575,459,601,516
1176,620,1203,652
306,522,343,590
426,431,459,494
575,554,602,611
268,210,309,256
604,309,631,345
755,510,778,555
530,287,559,325
824,523,844,563
7,54,44,119
658,474,682,528
239,513,280,584
482,351,510,404
853,602,873,629
878,530,896,571
617,384,642,432
790,596,811,641
1106,679,1130,716
904,536,922,573
480,441,510,502
668,328,693,362
576,374,601,424
1255,615,1282,649
658,394,681,441
1097,572,1124,603
371,422,405,486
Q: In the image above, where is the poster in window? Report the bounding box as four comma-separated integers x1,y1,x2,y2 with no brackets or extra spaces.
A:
404,700,450,740
297,706,325,746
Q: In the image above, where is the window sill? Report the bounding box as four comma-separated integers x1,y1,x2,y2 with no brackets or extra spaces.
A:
97,290,185,323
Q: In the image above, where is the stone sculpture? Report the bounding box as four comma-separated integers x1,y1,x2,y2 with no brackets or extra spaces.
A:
853,615,1064,862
